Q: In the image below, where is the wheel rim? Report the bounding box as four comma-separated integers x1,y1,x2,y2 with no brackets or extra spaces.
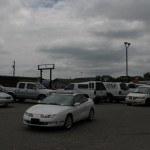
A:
89,109,94,120
65,115,72,129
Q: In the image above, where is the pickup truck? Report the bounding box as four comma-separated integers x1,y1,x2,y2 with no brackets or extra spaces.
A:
3,82,54,102
57,81,107,104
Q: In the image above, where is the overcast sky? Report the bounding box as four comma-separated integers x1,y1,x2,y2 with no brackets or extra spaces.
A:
0,0,150,79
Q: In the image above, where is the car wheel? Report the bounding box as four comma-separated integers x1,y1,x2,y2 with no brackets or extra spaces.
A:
88,108,94,121
64,114,73,129
107,94,113,103
17,98,25,103
8,93,16,102
127,103,131,106
145,99,150,106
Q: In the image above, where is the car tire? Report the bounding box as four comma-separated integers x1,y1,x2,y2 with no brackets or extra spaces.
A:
88,108,94,121
127,103,131,106
107,94,113,103
64,114,73,129
145,98,150,106
8,93,16,102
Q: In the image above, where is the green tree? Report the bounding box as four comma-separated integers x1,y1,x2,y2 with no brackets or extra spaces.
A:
144,72,150,80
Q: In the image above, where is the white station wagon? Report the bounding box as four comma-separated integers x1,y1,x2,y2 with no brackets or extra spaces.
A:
23,93,95,129
125,85,150,106
0,92,13,107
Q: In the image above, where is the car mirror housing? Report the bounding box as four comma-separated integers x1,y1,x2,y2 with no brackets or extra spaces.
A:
74,102,80,106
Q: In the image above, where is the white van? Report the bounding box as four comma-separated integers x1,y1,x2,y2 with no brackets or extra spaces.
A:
60,81,107,104
125,85,150,106
103,82,129,103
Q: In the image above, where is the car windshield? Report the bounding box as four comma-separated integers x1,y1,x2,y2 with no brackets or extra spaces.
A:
133,86,150,94
35,83,46,89
40,94,74,106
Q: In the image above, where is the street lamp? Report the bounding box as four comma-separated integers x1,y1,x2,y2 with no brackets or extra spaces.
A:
124,42,131,78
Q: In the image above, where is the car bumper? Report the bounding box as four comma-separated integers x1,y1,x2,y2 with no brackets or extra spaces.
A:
23,116,64,127
125,98,146,105
0,99,14,106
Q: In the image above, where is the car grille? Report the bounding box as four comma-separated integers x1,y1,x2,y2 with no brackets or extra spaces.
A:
5,97,11,99
27,118,48,125
128,96,137,100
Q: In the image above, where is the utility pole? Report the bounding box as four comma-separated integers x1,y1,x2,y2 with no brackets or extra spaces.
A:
12,61,15,76
124,42,130,77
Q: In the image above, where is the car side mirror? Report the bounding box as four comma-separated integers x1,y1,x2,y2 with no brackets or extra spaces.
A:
38,100,41,103
74,102,80,106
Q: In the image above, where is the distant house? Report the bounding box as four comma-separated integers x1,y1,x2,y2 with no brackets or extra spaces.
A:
0,75,40,87
52,77,96,89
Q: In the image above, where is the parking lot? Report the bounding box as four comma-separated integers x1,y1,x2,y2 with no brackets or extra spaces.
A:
1,101,150,150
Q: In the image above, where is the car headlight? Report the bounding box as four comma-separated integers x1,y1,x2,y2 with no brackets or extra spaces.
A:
40,114,56,118
25,112,34,117
0,97,6,99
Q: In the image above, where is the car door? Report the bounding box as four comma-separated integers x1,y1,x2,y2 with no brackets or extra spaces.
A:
26,83,38,99
15,83,26,98
95,82,107,97
73,95,88,121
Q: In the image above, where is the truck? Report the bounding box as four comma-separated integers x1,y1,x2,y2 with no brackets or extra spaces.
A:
2,82,55,102
103,82,129,103
58,81,107,104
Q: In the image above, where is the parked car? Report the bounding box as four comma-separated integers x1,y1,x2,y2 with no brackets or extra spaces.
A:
58,81,107,104
125,85,150,106
0,92,13,107
23,93,95,129
2,82,55,102
103,82,129,103
126,83,145,92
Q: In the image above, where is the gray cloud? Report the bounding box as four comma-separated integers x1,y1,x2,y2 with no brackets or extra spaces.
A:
22,0,62,8
0,0,150,79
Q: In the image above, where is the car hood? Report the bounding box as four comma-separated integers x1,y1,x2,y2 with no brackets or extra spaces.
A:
127,92,147,97
26,104,72,114
0,92,11,97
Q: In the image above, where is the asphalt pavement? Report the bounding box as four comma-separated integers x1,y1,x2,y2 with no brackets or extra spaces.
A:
0,100,150,150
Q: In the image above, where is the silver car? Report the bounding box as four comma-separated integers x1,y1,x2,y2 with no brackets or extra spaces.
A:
0,92,13,107
23,93,95,129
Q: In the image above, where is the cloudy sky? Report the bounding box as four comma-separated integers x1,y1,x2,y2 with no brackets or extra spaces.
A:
0,0,150,79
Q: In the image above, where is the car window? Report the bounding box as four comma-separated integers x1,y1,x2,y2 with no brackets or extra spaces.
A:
96,82,106,90
74,95,88,104
80,95,88,103
27,84,36,90
65,84,74,90
78,84,88,89
128,83,136,88
18,83,25,89
89,83,94,89
120,83,128,91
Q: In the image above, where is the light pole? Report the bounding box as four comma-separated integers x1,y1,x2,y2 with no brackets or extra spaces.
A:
124,42,131,78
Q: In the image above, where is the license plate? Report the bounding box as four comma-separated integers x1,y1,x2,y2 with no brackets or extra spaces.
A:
31,118,40,124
